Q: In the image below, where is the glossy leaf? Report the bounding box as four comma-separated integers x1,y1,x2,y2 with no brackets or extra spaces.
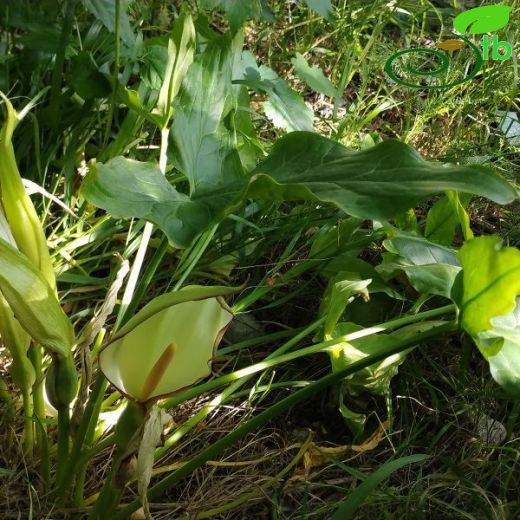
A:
457,236,520,337
82,132,517,248
476,302,520,397
453,5,512,35
99,285,234,402
251,133,517,221
381,233,460,298
81,158,211,249
0,239,74,358
291,52,337,97
457,237,520,395
319,273,371,338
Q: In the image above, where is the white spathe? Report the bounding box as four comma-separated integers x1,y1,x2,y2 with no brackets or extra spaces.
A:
99,297,233,402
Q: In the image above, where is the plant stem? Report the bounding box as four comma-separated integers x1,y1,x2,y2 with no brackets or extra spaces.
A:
114,322,458,519
88,450,125,520
162,305,456,409
56,405,71,483
55,374,106,499
114,128,170,330
28,346,46,450
21,386,34,456
156,318,325,458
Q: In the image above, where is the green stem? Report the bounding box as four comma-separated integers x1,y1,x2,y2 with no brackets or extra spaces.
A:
55,374,107,500
21,386,34,456
56,405,71,483
66,122,171,503
63,438,115,505
162,305,456,409
88,450,125,520
114,322,458,519
157,318,325,459
29,346,45,422
114,128,170,330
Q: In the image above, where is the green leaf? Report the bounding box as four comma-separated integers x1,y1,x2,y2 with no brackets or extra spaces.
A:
319,274,371,338
457,236,520,337
81,0,135,46
70,52,111,99
99,285,234,402
457,237,520,395
170,32,244,195
0,239,74,358
242,52,314,132
330,455,429,520
453,5,512,35
388,232,460,266
153,10,196,127
140,44,168,90
381,233,461,298
115,87,163,127
291,52,337,97
331,321,444,434
476,302,520,397
425,193,473,246
251,132,517,221
333,321,442,397
83,132,518,249
303,0,333,18
81,157,211,249
199,0,262,32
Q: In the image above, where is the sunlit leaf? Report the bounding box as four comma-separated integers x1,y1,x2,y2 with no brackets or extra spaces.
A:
457,237,520,395
425,193,473,246
170,32,244,194
153,10,196,127
476,302,520,397
291,52,337,97
81,157,212,249
0,239,74,358
251,132,517,220
242,52,314,132
381,232,461,298
83,132,517,249
457,236,520,337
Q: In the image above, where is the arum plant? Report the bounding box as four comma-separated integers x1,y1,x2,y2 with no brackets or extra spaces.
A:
0,90,63,455
91,285,235,519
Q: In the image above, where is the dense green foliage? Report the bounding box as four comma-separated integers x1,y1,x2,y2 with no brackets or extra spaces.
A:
0,1,519,518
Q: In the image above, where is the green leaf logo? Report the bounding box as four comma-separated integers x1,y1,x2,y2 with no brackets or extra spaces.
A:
453,5,512,35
